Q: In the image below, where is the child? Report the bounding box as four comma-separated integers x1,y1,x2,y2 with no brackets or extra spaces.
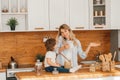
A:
44,38,81,73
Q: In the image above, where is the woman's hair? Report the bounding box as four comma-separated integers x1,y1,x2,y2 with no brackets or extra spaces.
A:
45,38,56,51
56,24,78,46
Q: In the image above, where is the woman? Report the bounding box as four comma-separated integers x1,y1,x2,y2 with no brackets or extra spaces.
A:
55,24,100,67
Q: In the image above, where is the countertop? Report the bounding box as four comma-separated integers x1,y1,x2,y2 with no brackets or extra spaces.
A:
0,68,6,72
16,67,120,80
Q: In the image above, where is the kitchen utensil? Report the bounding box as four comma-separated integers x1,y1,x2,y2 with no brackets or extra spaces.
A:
113,51,116,61
8,56,18,69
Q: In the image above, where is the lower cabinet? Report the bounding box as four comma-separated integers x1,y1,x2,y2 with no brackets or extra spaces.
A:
81,76,120,80
0,72,6,80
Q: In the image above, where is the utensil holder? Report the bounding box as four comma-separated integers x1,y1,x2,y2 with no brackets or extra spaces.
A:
102,62,110,71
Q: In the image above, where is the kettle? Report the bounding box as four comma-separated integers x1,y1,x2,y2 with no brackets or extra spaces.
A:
8,56,18,69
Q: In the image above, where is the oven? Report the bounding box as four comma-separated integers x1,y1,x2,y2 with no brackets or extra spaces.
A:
6,68,35,80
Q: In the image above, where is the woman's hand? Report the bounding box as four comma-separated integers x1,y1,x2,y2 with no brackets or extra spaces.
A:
89,42,101,47
64,43,70,49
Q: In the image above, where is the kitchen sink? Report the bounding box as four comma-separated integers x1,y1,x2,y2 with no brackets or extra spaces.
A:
7,67,35,77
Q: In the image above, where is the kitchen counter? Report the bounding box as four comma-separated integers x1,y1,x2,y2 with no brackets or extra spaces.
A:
0,68,6,72
16,68,120,80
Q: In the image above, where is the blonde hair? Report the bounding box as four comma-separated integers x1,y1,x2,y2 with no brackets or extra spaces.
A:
56,24,78,46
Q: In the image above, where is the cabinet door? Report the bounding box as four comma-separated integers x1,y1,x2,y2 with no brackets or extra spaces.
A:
28,0,49,30
0,72,6,80
49,0,69,30
111,0,120,29
89,0,111,30
69,0,89,30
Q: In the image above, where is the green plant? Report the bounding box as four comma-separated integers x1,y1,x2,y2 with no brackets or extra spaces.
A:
6,17,18,30
36,54,45,62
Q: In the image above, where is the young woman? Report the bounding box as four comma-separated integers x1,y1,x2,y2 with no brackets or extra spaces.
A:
44,38,81,73
56,24,100,67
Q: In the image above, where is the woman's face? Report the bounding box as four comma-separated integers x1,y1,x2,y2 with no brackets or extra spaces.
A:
60,29,70,39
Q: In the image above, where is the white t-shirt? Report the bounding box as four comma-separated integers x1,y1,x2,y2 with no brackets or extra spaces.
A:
44,51,56,67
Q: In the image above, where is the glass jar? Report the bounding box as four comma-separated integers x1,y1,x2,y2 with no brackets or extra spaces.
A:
52,68,59,74
35,59,42,75
89,64,96,72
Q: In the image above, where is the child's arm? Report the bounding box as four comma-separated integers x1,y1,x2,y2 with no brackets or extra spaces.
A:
46,58,60,67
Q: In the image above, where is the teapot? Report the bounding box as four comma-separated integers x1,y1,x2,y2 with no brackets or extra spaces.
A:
8,56,18,69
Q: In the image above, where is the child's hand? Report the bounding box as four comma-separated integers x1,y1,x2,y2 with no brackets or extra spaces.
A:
56,63,61,67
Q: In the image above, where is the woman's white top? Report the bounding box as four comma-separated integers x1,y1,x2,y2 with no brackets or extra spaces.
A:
56,36,87,67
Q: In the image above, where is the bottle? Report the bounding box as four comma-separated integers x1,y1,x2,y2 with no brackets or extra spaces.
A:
35,59,42,75
52,68,59,74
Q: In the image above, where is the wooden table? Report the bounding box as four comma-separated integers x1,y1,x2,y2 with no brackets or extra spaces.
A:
16,68,120,80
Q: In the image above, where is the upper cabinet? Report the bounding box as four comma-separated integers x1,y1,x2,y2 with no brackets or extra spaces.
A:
0,0,120,31
28,0,49,30
89,0,111,30
69,0,89,30
110,0,120,29
49,0,89,30
0,0,28,31
49,0,69,30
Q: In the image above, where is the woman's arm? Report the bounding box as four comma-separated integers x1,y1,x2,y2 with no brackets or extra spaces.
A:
46,58,60,67
85,42,101,56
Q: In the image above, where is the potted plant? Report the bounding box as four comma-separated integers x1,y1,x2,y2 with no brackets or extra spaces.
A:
6,17,18,30
36,54,45,62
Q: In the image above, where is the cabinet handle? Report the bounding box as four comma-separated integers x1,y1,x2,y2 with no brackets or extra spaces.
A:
75,27,84,29
34,27,44,30
94,26,104,29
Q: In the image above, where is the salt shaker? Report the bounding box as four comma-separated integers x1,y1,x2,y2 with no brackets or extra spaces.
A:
52,68,59,74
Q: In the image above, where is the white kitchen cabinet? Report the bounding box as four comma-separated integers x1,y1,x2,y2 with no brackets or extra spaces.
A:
69,0,89,30
110,0,120,29
28,0,49,30
49,0,69,30
0,0,28,31
79,76,120,80
0,72,6,80
89,0,111,30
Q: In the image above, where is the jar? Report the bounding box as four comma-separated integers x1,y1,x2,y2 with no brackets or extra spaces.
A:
89,64,96,72
35,59,42,75
52,68,59,74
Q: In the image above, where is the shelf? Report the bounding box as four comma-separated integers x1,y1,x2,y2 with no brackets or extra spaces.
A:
0,0,28,31
93,4,105,6
93,16,105,17
2,13,28,15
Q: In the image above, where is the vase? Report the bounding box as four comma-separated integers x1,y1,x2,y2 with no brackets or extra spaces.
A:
10,26,16,30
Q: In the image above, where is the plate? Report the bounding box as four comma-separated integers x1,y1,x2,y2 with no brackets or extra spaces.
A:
115,65,120,68
80,60,96,64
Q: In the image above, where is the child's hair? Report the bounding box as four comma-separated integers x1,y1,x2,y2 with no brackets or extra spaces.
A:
45,38,56,51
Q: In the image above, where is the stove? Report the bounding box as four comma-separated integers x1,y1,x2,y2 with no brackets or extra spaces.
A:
7,68,35,77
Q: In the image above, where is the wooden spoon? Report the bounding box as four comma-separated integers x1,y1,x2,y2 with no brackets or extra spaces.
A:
113,51,116,61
